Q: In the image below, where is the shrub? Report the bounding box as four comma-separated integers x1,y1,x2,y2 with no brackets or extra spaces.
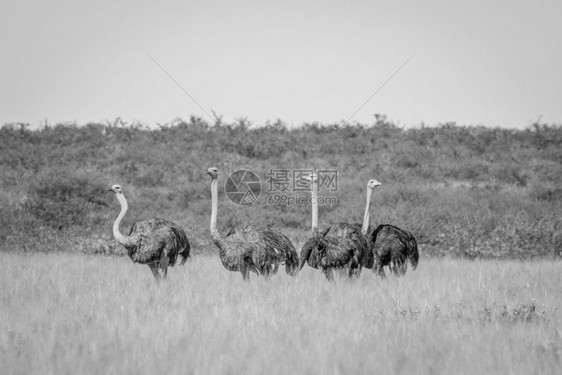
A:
1,118,561,258
23,169,108,229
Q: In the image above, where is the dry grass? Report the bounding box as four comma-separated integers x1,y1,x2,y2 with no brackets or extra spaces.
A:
1,252,561,374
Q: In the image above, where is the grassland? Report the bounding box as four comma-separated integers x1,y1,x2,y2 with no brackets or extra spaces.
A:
1,252,561,375
1,118,561,373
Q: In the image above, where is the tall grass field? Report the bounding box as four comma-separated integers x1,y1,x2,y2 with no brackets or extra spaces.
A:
1,118,561,373
1,253,561,374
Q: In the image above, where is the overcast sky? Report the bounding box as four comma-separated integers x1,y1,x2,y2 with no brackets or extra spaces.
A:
1,0,561,129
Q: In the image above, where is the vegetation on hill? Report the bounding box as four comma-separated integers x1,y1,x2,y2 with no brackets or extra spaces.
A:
1,116,561,259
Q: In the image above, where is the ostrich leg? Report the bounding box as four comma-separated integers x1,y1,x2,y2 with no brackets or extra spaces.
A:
392,256,406,276
241,266,250,281
322,268,334,281
160,251,169,279
261,266,272,281
148,263,161,282
374,261,386,278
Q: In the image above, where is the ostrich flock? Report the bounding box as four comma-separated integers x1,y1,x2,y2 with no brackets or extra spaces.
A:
108,167,418,282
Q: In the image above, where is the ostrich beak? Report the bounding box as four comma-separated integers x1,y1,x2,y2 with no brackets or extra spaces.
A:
107,187,114,193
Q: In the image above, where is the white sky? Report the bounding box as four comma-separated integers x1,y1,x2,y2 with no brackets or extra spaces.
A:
1,0,561,129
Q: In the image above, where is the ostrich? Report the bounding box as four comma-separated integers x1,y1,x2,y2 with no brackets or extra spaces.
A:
298,174,364,280
358,179,419,277
108,184,190,281
206,167,298,280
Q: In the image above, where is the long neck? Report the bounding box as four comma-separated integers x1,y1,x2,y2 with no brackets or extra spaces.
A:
113,194,131,245
361,188,373,235
210,177,221,241
311,180,318,233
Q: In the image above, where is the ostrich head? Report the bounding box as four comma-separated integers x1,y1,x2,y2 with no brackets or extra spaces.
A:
108,184,123,195
367,179,382,189
206,167,218,179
